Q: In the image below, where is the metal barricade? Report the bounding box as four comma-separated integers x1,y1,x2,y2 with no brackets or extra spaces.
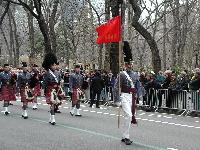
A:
190,90,200,112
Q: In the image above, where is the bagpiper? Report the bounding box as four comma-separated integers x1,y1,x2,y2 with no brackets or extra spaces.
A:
54,62,63,113
42,53,64,125
69,65,83,117
17,62,33,119
0,64,17,115
30,64,41,110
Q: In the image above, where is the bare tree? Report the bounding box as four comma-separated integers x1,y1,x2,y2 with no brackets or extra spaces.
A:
129,0,161,73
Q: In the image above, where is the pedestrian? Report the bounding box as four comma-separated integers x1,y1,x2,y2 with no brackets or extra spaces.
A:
90,71,104,108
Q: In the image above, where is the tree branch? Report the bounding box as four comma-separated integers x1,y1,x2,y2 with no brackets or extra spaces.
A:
0,1,10,26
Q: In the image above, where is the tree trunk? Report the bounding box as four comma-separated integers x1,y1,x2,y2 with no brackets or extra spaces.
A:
110,0,120,77
49,0,59,54
8,8,14,64
37,16,52,54
11,8,20,67
104,0,111,72
129,0,161,73
177,0,189,67
171,0,180,67
163,2,167,70
33,0,52,54
0,27,11,64
24,0,35,64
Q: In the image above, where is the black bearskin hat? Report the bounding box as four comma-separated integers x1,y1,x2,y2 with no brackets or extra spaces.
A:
42,53,57,70
4,64,9,67
22,62,28,67
32,64,38,67
123,41,133,64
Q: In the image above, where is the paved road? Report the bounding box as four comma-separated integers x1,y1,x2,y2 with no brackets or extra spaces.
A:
0,97,199,150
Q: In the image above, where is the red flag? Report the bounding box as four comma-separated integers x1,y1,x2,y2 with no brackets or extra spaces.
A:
96,16,121,44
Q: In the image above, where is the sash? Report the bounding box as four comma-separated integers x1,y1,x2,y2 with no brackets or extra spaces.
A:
123,71,135,88
49,69,58,83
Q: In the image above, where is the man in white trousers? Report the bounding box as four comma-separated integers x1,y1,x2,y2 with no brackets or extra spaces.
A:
114,62,140,145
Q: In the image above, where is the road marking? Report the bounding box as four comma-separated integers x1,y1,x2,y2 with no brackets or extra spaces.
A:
103,113,109,115
148,114,154,117
167,148,178,150
97,112,102,114
174,124,181,126
168,123,175,125
42,104,48,106
155,121,161,123
163,116,172,119
9,114,166,150
157,115,162,118
180,125,187,127
139,113,145,116
109,114,115,116
148,120,155,122
195,121,199,123
83,110,89,112
90,110,96,113
187,125,194,128
63,107,69,109
162,122,168,124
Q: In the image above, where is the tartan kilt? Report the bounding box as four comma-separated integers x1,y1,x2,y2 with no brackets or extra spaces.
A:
45,85,64,105
0,85,16,101
33,83,41,96
45,85,55,105
71,88,78,105
20,87,33,102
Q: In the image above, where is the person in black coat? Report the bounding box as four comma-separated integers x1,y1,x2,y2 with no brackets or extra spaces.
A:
90,71,104,108
190,68,200,90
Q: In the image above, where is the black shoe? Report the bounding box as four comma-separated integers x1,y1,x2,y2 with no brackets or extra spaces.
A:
96,106,100,108
4,111,9,115
70,112,74,116
131,119,137,125
51,122,56,125
9,103,13,106
22,115,28,119
32,108,38,110
55,110,61,113
89,105,93,108
75,114,82,117
121,138,133,145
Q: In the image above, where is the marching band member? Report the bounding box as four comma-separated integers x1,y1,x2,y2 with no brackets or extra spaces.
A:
0,64,16,115
42,53,63,125
30,64,41,110
54,62,63,113
114,41,141,145
69,65,83,117
17,62,32,119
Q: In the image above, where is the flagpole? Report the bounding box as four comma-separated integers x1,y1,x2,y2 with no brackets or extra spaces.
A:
118,1,124,129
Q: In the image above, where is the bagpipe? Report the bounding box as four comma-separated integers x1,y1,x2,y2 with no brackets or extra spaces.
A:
9,73,17,85
25,85,34,101
29,72,40,89
50,86,64,105
76,88,84,100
